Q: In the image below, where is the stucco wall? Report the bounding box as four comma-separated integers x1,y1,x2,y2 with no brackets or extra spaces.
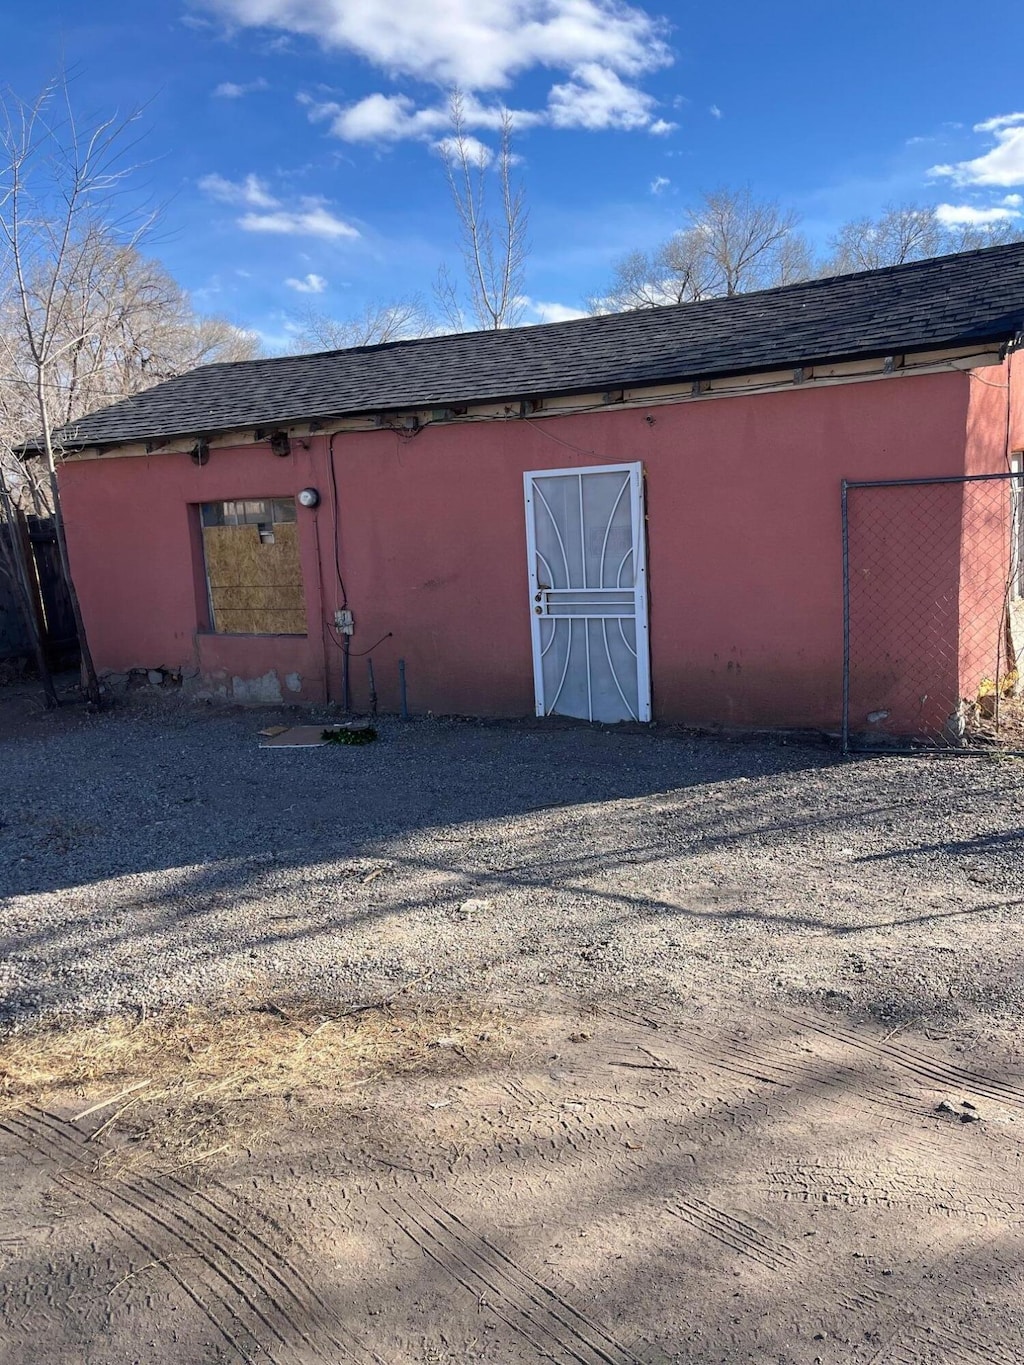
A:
58,367,976,728
58,442,331,704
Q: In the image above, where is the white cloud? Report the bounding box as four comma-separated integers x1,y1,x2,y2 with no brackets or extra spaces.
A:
709,104,722,119
285,272,328,293
650,175,669,195
517,296,588,324
239,200,360,239
974,111,1024,133
213,77,269,97
200,173,357,239
303,73,670,145
434,134,494,166
648,118,676,136
931,112,1024,187
548,63,655,131
199,172,279,207
1004,193,1023,206
306,92,450,142
199,0,670,91
207,0,676,145
934,202,1020,227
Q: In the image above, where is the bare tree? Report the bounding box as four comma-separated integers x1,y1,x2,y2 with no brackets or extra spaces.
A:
288,297,433,352
593,187,812,312
686,188,810,296
825,202,1024,274
0,232,260,442
826,204,946,273
0,79,260,708
435,91,528,330
0,78,149,707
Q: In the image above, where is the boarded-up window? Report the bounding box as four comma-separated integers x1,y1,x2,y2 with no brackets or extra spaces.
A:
200,499,306,635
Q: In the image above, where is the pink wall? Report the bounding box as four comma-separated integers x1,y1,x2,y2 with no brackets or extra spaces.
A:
58,442,331,703
58,368,976,729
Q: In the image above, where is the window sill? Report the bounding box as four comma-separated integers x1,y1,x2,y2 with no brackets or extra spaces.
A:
196,630,308,639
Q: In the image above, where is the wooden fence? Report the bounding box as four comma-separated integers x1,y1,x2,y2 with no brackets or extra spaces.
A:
0,512,79,667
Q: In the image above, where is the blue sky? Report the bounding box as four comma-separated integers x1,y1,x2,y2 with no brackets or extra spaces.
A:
6,0,1024,351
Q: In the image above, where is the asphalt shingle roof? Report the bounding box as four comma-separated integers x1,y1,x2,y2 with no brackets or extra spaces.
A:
58,241,1024,448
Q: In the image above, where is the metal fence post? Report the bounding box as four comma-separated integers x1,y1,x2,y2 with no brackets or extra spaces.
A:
841,479,850,755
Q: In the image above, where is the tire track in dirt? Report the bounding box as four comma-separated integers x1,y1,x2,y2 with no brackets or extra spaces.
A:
597,1003,805,1090
843,1218,1023,1365
383,1191,644,1365
11,1108,290,1362
167,1174,385,1365
438,1077,649,1184
664,1195,802,1273
765,1162,1021,1223
0,1110,256,1362
595,1001,1024,1362
866,1317,1020,1365
784,1015,1024,1111
599,1000,1024,1137
2,1107,379,1364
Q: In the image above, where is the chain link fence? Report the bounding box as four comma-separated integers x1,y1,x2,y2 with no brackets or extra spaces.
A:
843,471,1024,754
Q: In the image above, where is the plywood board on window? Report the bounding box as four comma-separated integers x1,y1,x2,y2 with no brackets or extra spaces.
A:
203,522,307,635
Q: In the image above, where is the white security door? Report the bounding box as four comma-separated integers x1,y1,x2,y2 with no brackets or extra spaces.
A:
524,462,651,723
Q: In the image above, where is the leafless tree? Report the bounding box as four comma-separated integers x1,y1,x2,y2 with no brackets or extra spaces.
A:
824,202,1024,274
288,296,433,352
0,232,260,443
593,187,812,312
435,91,528,330
0,78,149,706
0,79,261,709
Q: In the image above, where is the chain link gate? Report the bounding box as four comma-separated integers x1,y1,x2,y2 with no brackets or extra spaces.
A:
842,471,1024,754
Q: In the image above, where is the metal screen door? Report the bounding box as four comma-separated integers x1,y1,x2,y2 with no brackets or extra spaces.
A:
524,462,651,723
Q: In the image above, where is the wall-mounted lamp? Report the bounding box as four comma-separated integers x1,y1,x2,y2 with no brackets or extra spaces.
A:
297,487,320,509
190,438,210,466
270,431,291,457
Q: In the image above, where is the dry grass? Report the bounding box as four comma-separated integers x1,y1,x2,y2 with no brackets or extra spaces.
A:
0,996,515,1174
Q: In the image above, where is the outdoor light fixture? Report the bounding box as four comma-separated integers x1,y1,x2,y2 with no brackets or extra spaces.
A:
270,431,291,457
297,487,320,509
190,438,210,466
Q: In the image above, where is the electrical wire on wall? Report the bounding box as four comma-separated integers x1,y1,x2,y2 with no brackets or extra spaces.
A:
326,431,352,710
324,431,404,709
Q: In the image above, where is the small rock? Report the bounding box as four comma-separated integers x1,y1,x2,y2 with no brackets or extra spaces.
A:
458,897,492,918
936,1099,982,1123
147,670,164,686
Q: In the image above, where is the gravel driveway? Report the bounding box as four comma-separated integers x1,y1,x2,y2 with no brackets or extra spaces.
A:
3,688,1024,1035
5,687,1024,1364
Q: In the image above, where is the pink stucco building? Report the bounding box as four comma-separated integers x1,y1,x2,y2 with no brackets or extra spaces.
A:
53,244,1024,739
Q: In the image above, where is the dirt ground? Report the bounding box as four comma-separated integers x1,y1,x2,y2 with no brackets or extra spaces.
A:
2,994,1023,1365
1,686,1024,1362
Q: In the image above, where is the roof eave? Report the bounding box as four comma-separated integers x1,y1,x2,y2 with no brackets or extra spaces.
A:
61,328,1021,454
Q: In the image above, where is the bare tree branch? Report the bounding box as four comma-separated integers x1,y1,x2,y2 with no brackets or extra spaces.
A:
288,297,433,352
824,202,1024,274
592,187,812,313
435,91,528,330
0,75,182,708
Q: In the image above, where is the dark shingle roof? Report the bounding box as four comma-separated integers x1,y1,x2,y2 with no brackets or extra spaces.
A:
60,242,1024,447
